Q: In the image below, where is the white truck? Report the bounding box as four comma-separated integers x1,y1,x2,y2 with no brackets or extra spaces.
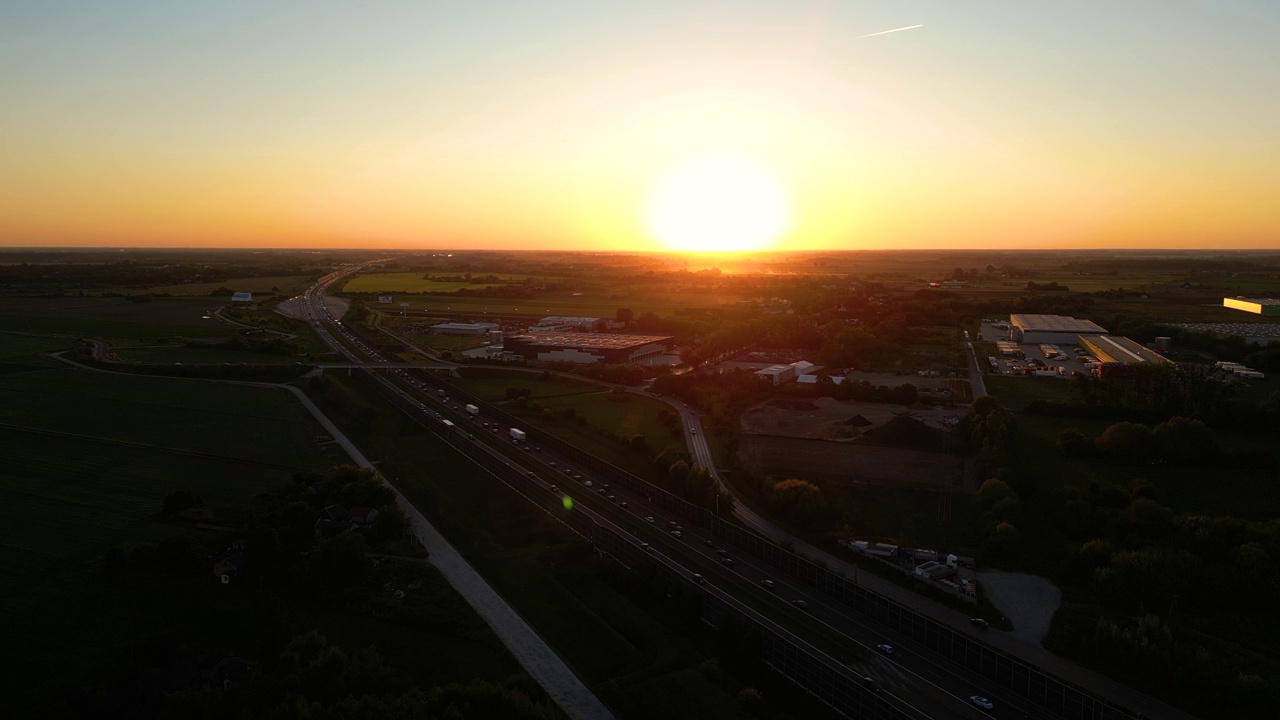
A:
465,404,480,416
510,428,526,442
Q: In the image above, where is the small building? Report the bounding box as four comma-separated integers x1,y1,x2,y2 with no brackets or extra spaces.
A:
349,506,380,525
230,292,253,303
431,322,500,336
213,555,247,584
755,360,815,386
1009,314,1108,345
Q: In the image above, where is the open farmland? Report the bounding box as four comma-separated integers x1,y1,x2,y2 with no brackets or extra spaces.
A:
129,274,315,297
0,368,338,709
371,288,756,319
0,297,231,340
342,271,541,293
449,368,598,400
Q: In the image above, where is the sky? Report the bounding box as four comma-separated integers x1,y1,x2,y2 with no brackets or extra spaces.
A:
2,1,1278,251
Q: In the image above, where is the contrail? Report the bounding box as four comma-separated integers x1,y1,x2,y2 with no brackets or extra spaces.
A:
856,24,923,39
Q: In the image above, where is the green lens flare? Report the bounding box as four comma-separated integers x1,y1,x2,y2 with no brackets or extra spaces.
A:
562,496,572,511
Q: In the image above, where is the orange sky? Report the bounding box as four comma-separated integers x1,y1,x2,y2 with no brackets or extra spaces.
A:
2,2,1278,250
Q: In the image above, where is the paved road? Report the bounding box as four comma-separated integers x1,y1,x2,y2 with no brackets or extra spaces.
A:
964,335,988,397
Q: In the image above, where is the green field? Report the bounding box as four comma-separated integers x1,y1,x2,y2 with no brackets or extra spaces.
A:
0,297,231,340
0,368,346,711
130,274,315,297
365,288,755,319
343,272,542,294
451,369,599,401
112,343,305,365
0,333,79,366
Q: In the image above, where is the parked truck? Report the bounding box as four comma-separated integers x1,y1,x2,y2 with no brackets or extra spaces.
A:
510,428,526,442
465,404,479,416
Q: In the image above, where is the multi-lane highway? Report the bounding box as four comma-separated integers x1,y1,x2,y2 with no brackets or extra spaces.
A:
293,265,1155,720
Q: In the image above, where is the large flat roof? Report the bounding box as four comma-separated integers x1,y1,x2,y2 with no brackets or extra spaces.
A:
1223,297,1280,316
1168,322,1280,338
1080,335,1171,365
505,332,672,350
1010,314,1108,334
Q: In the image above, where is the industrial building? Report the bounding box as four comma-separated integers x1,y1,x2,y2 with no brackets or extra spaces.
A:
528,316,604,332
230,292,253,303
1008,314,1108,344
1079,335,1172,366
1168,322,1280,346
754,360,815,385
502,332,673,364
1223,297,1280,317
432,322,501,336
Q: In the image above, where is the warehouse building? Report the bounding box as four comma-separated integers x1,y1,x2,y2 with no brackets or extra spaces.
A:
1223,297,1280,317
1009,314,1108,344
754,360,815,385
502,332,673,364
1079,335,1172,366
432,322,501,336
528,316,604,332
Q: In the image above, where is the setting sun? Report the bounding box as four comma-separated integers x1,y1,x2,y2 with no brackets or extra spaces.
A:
643,150,791,252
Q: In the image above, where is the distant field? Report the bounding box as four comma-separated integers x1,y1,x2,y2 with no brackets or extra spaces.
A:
375,288,754,318
112,343,304,365
0,297,230,340
130,274,314,297
343,272,540,293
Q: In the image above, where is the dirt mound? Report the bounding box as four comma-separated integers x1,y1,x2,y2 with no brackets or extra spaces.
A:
841,414,872,427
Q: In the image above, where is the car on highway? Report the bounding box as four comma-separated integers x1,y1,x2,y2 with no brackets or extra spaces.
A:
670,530,683,538
619,501,628,508
564,468,573,475
549,461,557,467
970,617,990,629
597,488,606,495
607,495,616,502
641,543,652,552
645,516,654,523
667,521,678,529
720,557,733,566
693,574,705,584
759,579,775,590
862,676,881,693
791,599,808,610
969,695,993,710
528,471,537,478
702,539,714,547
876,644,894,655
550,485,558,492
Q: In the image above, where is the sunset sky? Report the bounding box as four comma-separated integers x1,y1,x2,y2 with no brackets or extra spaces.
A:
2,1,1278,251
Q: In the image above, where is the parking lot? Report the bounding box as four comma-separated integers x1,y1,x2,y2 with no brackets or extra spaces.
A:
979,321,1094,378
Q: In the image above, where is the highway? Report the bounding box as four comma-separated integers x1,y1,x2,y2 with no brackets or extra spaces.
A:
294,266,1095,720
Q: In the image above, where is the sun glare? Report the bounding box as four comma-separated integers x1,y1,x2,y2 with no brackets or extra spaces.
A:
644,150,791,252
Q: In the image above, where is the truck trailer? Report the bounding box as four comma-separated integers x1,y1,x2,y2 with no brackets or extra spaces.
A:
465,404,479,416
510,428,526,442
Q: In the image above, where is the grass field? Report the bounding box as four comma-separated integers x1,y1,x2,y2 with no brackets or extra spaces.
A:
0,297,231,340
131,274,315,297
0,333,79,366
112,343,305,365
369,288,755,319
451,369,599,401
500,391,683,481
343,272,540,293
986,375,1280,519
0,368,345,712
